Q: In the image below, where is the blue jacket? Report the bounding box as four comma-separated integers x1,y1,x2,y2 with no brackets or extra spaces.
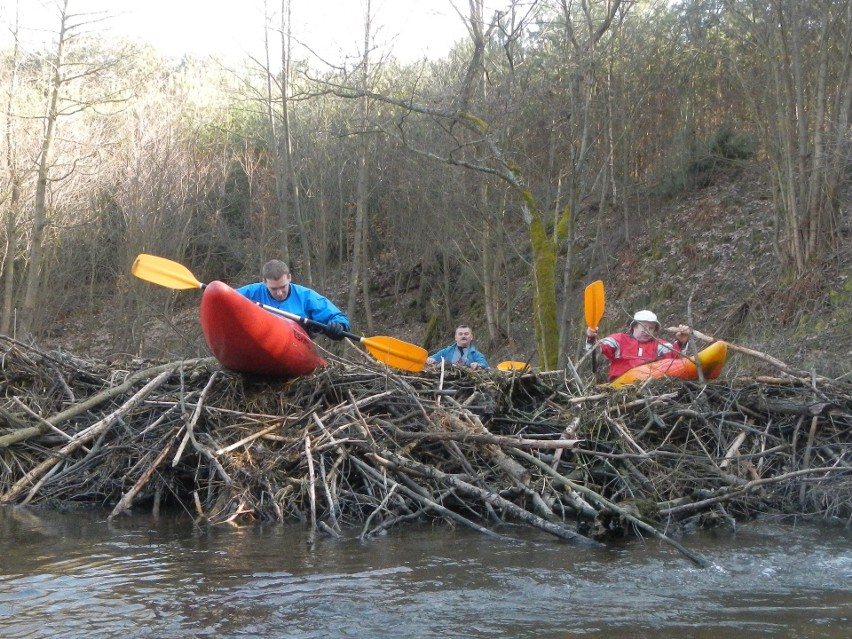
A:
236,282,350,331
429,343,488,368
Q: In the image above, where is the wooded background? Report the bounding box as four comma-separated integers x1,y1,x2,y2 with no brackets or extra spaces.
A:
1,0,850,369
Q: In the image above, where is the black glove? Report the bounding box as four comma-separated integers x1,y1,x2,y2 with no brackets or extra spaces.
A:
325,321,346,341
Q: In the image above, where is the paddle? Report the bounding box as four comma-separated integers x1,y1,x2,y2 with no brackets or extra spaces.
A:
584,280,605,373
131,254,428,373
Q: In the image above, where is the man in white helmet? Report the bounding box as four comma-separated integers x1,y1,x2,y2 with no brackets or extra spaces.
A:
585,310,690,381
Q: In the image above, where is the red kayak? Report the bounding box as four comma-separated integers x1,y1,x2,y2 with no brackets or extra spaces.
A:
199,280,326,377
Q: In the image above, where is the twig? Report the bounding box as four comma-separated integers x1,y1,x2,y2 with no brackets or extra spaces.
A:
109,439,175,520
1,369,175,504
510,447,711,568
350,456,512,541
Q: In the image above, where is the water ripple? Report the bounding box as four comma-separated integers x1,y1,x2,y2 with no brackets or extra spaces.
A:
1,511,850,639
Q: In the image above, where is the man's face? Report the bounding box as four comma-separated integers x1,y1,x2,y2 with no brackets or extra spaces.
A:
631,321,657,342
454,327,473,348
264,273,292,301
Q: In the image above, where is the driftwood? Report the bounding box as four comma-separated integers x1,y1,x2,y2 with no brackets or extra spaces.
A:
2,335,852,568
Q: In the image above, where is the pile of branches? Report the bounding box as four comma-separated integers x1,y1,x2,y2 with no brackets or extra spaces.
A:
2,335,851,566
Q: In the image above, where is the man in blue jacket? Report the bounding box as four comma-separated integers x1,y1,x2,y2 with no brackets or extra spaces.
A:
236,259,349,340
426,324,488,369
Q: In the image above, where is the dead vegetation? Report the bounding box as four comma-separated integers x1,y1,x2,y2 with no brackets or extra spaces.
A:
2,334,851,567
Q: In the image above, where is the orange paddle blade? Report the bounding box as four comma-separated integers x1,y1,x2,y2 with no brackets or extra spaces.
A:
131,254,204,290
361,336,428,372
497,361,529,371
584,280,605,330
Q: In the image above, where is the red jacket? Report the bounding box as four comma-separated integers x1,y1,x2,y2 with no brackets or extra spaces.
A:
598,332,685,381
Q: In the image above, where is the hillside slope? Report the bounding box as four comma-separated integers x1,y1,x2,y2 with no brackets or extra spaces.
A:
588,164,851,379
367,162,851,378
41,162,851,379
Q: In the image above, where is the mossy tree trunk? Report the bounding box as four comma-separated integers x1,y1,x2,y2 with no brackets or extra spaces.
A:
527,195,570,371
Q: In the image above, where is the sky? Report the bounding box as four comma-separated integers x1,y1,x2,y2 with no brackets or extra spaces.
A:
1,0,474,64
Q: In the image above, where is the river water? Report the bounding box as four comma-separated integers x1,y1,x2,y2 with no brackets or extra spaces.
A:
1,507,850,638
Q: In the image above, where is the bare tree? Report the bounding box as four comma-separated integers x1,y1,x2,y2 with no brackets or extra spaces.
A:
1,5,26,336
16,0,131,335
347,0,376,331
553,0,629,367
280,1,313,283
726,0,852,276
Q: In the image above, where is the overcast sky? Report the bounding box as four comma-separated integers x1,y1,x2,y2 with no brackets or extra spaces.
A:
1,0,474,64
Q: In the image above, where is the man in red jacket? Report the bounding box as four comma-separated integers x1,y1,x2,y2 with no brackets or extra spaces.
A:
585,310,691,381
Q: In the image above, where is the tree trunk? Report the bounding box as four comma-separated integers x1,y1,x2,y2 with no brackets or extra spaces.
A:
529,204,561,370
280,0,312,284
738,0,849,277
21,0,70,335
347,0,373,330
482,183,498,341
264,8,289,265
1,18,22,336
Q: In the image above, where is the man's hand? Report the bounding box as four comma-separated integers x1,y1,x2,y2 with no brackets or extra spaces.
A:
325,321,345,340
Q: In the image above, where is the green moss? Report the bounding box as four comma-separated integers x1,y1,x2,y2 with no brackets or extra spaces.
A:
633,498,660,521
555,205,571,243
826,280,852,327
423,314,440,350
458,111,489,133
648,232,665,259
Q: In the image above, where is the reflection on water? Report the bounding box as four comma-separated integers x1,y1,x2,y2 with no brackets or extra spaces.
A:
1,507,850,638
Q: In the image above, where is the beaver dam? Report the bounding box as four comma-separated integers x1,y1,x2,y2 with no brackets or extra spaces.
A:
2,335,851,567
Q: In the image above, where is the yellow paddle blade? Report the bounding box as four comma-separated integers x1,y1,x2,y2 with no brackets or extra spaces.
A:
362,336,428,373
584,280,605,330
131,254,204,290
497,361,529,371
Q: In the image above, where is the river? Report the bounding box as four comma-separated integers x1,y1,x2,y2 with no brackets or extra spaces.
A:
1,508,850,638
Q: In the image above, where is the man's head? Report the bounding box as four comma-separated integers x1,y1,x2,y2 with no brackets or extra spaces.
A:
454,324,473,348
262,259,292,302
629,310,659,342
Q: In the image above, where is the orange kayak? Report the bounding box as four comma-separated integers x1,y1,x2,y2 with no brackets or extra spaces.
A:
199,280,326,377
609,341,728,388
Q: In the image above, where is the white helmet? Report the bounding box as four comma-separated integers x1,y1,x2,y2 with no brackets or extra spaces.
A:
631,310,659,330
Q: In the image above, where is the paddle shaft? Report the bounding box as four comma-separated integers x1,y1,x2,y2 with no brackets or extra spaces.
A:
254,300,355,339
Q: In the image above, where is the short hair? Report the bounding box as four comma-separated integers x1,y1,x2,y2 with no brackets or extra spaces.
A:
455,324,472,332
262,260,290,280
